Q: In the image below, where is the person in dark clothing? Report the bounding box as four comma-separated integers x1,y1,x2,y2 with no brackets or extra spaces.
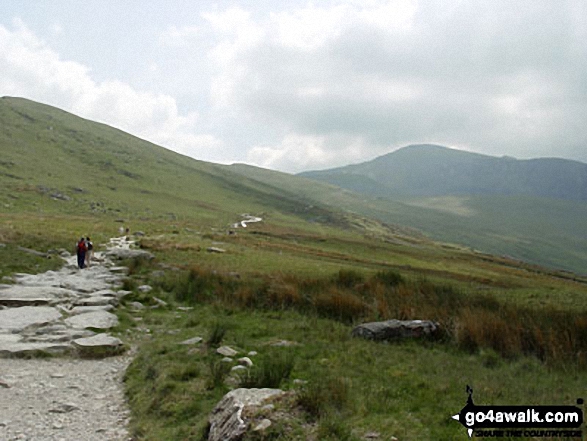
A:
76,237,87,269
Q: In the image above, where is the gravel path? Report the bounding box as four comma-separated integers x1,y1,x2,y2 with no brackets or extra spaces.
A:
0,356,132,441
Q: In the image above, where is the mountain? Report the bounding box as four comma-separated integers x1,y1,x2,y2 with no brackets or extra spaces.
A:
299,144,587,200
294,144,587,275
2,97,587,276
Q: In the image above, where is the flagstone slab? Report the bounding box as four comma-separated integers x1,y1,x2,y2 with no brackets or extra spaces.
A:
65,310,119,330
0,286,76,307
0,306,62,332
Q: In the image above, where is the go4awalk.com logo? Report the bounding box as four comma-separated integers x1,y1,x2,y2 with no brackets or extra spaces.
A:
451,386,584,438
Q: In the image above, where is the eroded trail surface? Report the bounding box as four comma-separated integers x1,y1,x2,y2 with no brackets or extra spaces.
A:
0,237,141,441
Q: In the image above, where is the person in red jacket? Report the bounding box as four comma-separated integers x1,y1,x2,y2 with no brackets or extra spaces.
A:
76,237,87,269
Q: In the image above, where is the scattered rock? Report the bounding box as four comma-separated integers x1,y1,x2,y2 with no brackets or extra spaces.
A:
253,418,272,432
137,285,152,293
180,336,203,345
105,248,154,260
268,340,300,347
238,357,253,367
177,306,194,311
152,297,168,307
217,346,238,357
208,388,286,441
129,301,145,311
207,247,226,253
231,365,247,372
351,319,439,341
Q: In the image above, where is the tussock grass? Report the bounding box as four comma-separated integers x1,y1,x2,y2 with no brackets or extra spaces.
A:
238,348,295,388
151,265,587,368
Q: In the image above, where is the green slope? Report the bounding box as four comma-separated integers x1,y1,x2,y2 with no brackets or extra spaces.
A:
0,97,349,229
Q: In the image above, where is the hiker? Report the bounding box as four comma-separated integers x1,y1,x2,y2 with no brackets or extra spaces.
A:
76,237,87,269
85,236,93,267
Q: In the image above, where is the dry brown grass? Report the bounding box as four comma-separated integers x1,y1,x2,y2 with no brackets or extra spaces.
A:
151,264,587,368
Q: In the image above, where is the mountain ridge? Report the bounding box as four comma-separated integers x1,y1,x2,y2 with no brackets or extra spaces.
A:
299,144,587,201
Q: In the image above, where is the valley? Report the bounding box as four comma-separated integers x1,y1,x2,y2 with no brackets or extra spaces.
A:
1,97,587,440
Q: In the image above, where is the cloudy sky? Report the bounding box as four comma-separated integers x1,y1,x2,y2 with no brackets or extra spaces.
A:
1,1,586,172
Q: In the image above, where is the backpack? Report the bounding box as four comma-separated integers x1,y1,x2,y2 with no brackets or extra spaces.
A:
87,241,93,251
77,240,87,252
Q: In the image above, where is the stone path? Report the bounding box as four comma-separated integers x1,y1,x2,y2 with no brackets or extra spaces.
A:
0,236,142,440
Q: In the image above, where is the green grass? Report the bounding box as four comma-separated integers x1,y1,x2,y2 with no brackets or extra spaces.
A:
123,301,587,440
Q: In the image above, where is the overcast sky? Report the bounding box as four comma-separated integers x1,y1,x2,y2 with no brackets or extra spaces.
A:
1,1,586,172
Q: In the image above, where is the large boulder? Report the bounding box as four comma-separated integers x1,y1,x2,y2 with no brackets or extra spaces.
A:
208,388,285,441
351,319,439,341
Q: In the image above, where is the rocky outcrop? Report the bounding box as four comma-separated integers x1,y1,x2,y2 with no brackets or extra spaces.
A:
208,388,286,441
351,319,439,341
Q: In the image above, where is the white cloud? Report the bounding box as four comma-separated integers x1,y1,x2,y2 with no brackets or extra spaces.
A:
204,0,587,166
247,133,376,172
0,19,221,161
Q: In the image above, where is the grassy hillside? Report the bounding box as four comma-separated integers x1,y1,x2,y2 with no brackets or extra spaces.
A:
3,97,587,440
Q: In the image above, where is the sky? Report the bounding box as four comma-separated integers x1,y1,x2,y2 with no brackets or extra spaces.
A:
0,1,586,173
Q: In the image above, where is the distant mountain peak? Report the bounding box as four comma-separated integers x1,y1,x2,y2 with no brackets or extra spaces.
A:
300,144,587,201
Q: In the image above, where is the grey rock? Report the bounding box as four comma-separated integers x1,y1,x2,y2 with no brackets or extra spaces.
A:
65,310,119,330
0,286,75,307
0,339,72,357
217,346,238,357
105,248,154,260
238,357,253,367
137,285,152,293
231,365,247,372
74,296,117,307
69,305,115,315
268,340,300,347
208,388,285,441
0,306,62,331
129,302,145,311
207,247,226,253
351,319,439,341
115,290,132,299
253,419,272,432
179,336,203,345
152,297,168,307
73,334,124,357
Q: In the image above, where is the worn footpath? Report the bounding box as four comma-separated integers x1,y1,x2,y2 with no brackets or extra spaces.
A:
0,237,146,441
